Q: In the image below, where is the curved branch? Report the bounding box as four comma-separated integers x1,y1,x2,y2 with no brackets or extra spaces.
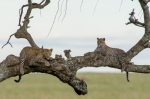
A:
18,0,50,26
3,0,50,48
126,9,145,27
139,0,150,34
14,31,39,48
126,1,150,62
1,50,150,95
0,54,87,95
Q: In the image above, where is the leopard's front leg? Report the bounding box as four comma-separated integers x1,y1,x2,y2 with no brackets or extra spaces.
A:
35,54,50,66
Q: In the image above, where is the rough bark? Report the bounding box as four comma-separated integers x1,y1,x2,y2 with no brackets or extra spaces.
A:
1,0,150,95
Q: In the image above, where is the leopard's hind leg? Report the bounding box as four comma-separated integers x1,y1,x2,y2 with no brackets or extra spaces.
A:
20,56,26,75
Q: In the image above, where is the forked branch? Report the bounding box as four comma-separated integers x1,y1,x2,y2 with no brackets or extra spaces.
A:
126,9,145,27
1,33,15,49
18,0,50,27
126,1,150,61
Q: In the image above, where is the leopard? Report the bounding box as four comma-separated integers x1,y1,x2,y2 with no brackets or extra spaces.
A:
14,46,53,83
64,49,72,60
94,38,129,82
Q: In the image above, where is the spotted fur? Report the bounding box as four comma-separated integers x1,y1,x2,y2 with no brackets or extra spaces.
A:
14,46,53,83
64,49,72,60
94,38,129,82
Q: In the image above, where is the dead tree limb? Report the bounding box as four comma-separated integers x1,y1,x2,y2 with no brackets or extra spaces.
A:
1,51,150,95
3,0,42,48
1,33,15,48
126,1,150,62
126,9,145,27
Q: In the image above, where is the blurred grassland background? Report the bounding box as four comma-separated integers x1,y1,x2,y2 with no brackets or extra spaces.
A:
0,73,150,99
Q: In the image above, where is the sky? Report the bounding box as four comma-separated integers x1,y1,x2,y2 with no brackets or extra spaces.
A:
0,0,150,72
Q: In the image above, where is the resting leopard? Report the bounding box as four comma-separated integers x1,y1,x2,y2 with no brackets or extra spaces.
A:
94,38,129,82
64,49,72,60
14,46,53,83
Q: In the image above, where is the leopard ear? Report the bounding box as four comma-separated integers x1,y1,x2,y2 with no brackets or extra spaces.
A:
103,38,105,41
97,38,99,40
41,46,43,49
50,48,53,52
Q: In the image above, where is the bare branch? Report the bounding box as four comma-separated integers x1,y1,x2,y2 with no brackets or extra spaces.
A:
126,1,150,62
0,54,87,95
61,0,68,22
18,0,50,27
3,0,51,48
58,0,64,21
40,0,45,5
46,0,61,37
126,9,145,27
92,0,99,16
1,33,15,49
80,0,83,11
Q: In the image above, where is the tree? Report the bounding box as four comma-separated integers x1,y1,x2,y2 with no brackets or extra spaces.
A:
0,0,150,95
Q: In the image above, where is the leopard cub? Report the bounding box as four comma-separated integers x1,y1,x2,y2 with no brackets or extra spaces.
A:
14,46,53,83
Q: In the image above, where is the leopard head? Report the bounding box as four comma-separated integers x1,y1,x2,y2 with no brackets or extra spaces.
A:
64,49,71,59
97,38,105,47
41,46,53,60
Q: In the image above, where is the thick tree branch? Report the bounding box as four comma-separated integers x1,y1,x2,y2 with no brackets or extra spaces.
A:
1,51,150,95
139,0,150,35
126,1,150,62
0,54,87,95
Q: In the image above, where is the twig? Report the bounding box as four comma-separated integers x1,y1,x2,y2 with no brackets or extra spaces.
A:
39,0,45,17
58,0,64,22
18,5,28,26
80,0,83,11
92,0,99,16
119,0,123,12
40,0,45,4
1,33,15,49
61,0,68,22
18,0,50,27
46,0,61,37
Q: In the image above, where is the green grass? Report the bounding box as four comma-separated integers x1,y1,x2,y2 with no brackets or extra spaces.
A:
0,73,150,99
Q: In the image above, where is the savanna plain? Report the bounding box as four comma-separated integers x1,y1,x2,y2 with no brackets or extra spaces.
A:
0,73,150,99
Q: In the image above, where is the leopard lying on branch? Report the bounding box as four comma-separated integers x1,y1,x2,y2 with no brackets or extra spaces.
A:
94,38,129,82
14,46,53,83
